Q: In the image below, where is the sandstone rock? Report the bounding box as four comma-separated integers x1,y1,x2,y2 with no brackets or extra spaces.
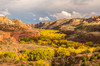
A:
0,31,11,41
0,35,3,41
69,19,82,25
0,16,40,42
0,16,8,23
10,31,40,41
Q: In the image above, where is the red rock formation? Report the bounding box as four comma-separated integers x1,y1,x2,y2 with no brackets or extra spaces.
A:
0,16,8,22
10,31,40,41
0,35,3,41
0,16,40,42
0,31,11,41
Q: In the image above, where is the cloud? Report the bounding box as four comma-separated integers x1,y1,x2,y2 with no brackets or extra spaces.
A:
71,11,84,18
50,11,97,20
71,0,93,5
33,18,36,20
32,14,36,17
50,11,71,19
39,16,51,21
0,9,10,16
0,0,99,23
0,0,99,12
50,11,82,19
0,0,99,14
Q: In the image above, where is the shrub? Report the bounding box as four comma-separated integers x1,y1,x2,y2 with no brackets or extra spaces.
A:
35,60,49,66
4,52,19,60
55,47,70,57
20,40,25,44
0,51,3,59
88,47,96,53
51,43,57,47
61,45,66,48
28,48,54,61
19,53,29,61
19,49,30,61
30,40,36,45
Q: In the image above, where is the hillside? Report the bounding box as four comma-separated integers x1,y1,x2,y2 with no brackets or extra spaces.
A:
29,15,100,31
0,16,40,42
27,15,100,43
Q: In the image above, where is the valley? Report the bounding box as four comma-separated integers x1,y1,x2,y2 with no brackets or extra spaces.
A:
0,16,99,66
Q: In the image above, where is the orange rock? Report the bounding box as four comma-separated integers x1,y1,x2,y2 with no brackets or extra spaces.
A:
11,31,40,41
2,32,10,39
0,16,40,42
0,35,3,41
0,16,8,23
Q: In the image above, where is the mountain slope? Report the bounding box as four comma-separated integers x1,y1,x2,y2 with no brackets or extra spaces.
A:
28,15,100,43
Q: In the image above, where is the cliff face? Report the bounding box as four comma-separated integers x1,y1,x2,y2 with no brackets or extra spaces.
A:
0,16,40,42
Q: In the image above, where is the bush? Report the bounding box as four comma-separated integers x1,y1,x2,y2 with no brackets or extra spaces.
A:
20,40,25,44
88,47,96,53
35,60,49,66
4,52,19,60
51,43,57,47
30,40,36,45
0,51,3,59
55,47,70,57
19,49,30,61
28,48,54,61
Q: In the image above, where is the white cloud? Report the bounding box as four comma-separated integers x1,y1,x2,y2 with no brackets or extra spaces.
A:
90,12,96,15
0,9,10,16
39,16,51,21
33,18,36,20
32,14,36,16
50,11,96,19
0,0,99,23
71,11,84,18
50,11,72,19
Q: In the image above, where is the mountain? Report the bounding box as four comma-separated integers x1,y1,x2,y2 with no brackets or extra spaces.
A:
27,15,100,43
0,16,40,42
30,15,100,30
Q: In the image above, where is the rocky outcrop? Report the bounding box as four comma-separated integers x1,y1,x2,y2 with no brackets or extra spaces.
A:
0,16,40,42
0,16,8,23
0,30,40,42
89,15,100,21
0,16,32,31
34,19,70,30
0,31,11,41
31,15,100,31
26,24,35,29
10,31,40,41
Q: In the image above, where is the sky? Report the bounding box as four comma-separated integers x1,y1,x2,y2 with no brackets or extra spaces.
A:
0,0,100,24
